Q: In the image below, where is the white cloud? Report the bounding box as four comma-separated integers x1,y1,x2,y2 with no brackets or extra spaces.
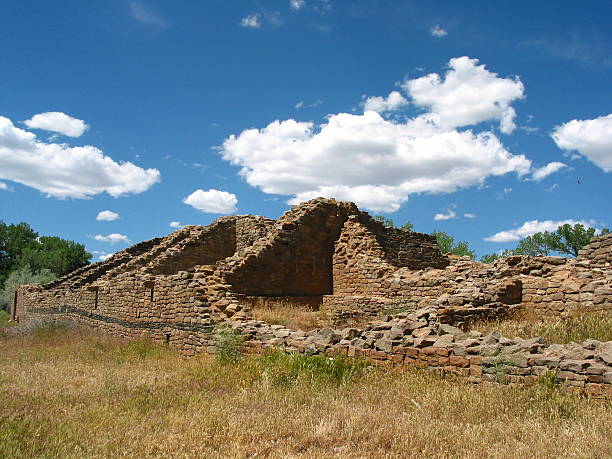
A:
363,91,408,113
96,210,120,221
220,57,532,213
99,253,114,261
0,116,160,199
530,161,566,181
222,111,531,213
290,0,305,10
434,209,457,221
402,56,524,133
240,13,261,28
546,183,559,192
430,25,447,38
464,213,476,218
129,1,167,27
0,181,8,190
485,219,591,242
183,189,238,214
551,114,612,172
169,221,182,228
94,234,131,244
295,101,304,110
23,112,88,137
499,107,517,134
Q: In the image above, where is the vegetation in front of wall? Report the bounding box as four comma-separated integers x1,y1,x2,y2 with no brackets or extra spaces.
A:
1,327,609,458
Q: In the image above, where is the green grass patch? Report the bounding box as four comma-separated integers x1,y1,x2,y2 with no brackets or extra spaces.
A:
473,311,612,344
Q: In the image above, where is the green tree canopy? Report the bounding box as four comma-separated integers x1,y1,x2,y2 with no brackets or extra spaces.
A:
0,221,38,285
481,224,610,261
480,249,517,263
545,224,610,257
373,215,395,228
373,216,414,232
432,231,475,259
17,236,91,277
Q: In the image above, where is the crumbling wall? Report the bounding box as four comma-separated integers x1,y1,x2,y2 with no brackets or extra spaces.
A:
13,198,612,366
218,199,359,296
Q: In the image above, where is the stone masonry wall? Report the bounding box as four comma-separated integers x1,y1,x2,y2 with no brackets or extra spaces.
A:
11,199,612,395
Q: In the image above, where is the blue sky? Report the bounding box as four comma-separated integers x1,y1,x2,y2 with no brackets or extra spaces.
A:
1,0,611,261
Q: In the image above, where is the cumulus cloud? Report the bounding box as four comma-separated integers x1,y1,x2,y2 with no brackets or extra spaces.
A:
433,209,457,221
0,181,8,190
220,57,531,213
464,213,476,218
530,161,567,181
23,112,88,137
551,114,612,172
430,25,447,37
290,0,305,10
402,56,524,133
240,13,261,28
485,219,592,242
222,111,531,213
129,1,167,27
183,189,238,214
0,116,160,199
96,210,120,221
169,221,182,228
363,91,408,113
94,233,131,244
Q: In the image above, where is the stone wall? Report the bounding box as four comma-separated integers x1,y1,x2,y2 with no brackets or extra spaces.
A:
11,198,612,395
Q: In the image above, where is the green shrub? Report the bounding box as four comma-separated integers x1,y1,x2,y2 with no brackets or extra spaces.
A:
0,265,57,312
214,326,243,364
0,310,9,327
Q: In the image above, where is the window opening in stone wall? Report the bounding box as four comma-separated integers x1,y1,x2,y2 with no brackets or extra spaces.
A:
12,289,18,321
87,286,99,310
164,332,171,345
144,281,155,302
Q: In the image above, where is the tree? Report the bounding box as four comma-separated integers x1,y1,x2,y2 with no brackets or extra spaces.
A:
373,216,415,232
432,231,475,259
0,265,57,312
373,215,395,228
513,224,610,257
0,221,38,286
16,236,91,277
399,222,414,232
513,233,552,256
545,224,609,257
480,249,516,263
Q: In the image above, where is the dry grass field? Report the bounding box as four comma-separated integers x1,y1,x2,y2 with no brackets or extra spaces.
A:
1,321,611,458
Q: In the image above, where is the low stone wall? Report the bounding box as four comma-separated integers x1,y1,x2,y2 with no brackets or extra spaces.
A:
16,303,612,397
234,310,612,398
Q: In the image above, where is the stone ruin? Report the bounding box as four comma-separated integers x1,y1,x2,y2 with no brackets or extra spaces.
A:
13,198,612,396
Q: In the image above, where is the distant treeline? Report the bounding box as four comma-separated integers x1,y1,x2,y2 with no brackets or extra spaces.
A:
0,221,91,312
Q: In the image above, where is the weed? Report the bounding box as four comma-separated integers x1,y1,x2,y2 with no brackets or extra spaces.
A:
214,325,243,364
116,339,162,361
538,370,560,392
254,349,371,387
472,311,612,343
0,310,10,327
